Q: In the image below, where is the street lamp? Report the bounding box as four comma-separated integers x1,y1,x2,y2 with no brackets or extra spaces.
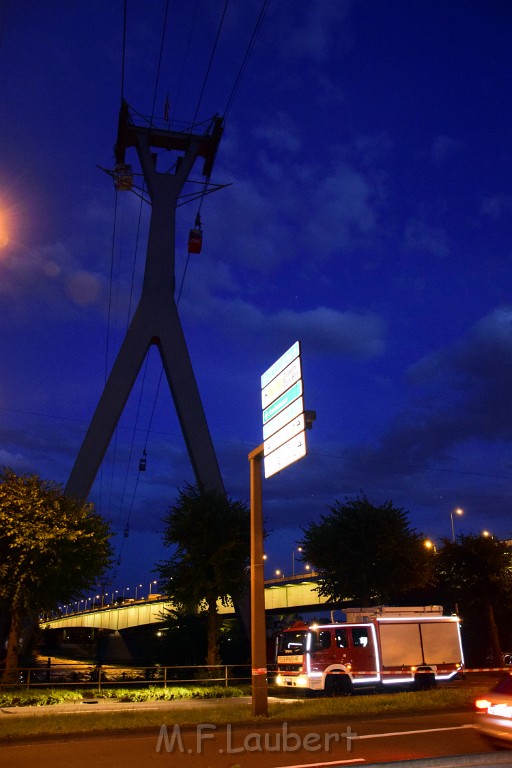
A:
292,547,303,576
450,508,463,542
135,583,143,599
149,580,157,597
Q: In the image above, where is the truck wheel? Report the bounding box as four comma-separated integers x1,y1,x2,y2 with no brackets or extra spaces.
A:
325,673,353,697
414,669,436,691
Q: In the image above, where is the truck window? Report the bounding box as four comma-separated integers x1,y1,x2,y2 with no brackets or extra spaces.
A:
278,630,309,655
313,630,332,650
352,628,369,648
336,629,348,648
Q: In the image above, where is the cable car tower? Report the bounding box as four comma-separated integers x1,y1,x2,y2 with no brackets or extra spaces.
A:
65,101,225,501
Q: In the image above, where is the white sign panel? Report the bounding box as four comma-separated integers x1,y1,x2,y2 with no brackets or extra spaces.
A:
261,357,301,409
262,396,304,441
264,413,305,456
264,431,307,479
261,341,300,389
262,380,302,425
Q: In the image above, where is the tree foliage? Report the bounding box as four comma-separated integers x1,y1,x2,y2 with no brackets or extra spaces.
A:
300,494,432,605
0,468,112,674
435,534,512,663
157,483,250,666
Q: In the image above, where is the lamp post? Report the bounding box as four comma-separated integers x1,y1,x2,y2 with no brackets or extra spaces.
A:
292,547,303,576
135,583,143,599
149,580,157,597
450,507,463,542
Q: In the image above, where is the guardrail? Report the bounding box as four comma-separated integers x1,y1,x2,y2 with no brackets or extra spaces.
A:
0,663,261,692
1,663,509,693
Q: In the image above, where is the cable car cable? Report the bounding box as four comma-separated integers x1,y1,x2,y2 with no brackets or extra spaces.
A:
121,0,127,102
175,0,200,112
191,0,230,128
149,0,170,125
107,0,170,572
224,0,270,120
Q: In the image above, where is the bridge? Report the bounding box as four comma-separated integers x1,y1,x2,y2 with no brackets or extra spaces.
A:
42,573,333,632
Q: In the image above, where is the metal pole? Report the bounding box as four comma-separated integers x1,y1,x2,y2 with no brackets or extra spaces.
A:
249,444,268,717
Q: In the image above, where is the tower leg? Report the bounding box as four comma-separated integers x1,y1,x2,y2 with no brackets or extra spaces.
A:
65,306,150,501
156,302,224,495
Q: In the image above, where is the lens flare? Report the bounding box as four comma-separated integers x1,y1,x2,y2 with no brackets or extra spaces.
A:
0,202,15,251
0,217,9,248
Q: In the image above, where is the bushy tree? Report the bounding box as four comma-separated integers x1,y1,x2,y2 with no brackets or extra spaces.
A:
435,534,512,664
157,483,250,666
0,469,112,677
300,494,433,606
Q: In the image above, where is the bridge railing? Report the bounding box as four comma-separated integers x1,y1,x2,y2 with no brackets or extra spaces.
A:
0,663,266,692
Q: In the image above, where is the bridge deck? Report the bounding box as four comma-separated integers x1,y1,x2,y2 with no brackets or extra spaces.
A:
42,575,330,631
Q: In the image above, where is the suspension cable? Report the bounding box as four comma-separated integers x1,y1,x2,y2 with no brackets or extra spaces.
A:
191,0,230,127
121,0,127,102
150,0,170,124
224,0,270,119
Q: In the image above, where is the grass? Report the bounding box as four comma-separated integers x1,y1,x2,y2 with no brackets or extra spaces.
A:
0,683,486,741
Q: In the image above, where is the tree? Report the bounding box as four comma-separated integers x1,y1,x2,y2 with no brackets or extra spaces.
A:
435,534,512,664
0,469,112,678
157,483,250,667
300,494,433,606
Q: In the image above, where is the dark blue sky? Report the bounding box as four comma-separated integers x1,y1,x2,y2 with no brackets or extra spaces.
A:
1,1,512,594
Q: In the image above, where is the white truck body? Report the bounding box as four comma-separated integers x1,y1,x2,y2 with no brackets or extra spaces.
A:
275,606,464,693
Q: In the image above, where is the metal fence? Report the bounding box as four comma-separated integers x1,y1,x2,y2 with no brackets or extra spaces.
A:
0,662,258,692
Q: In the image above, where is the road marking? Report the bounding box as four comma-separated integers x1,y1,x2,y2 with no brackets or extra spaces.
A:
273,760,364,767
349,724,473,740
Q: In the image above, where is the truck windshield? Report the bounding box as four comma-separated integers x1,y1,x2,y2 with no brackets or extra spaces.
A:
278,630,309,655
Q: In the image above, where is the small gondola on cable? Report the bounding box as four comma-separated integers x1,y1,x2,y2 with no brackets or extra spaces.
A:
113,163,134,191
188,213,203,254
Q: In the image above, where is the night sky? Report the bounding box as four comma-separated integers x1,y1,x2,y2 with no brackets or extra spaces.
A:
1,1,512,595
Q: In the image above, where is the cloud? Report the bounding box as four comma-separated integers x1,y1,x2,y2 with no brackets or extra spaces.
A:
343,306,512,483
480,195,512,220
276,1,352,63
431,135,463,165
403,216,449,259
211,146,381,274
252,112,303,154
183,292,386,360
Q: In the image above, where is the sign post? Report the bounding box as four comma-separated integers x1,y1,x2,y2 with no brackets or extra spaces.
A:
248,443,267,717
249,340,312,717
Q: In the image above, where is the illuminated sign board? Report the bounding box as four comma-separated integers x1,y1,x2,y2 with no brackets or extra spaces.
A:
261,341,307,479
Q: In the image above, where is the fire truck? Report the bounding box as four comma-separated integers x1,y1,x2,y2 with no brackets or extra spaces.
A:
275,606,464,694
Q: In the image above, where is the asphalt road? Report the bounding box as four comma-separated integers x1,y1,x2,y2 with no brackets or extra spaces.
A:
1,707,511,768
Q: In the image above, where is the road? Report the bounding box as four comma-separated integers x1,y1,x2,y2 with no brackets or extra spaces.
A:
0,708,510,768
